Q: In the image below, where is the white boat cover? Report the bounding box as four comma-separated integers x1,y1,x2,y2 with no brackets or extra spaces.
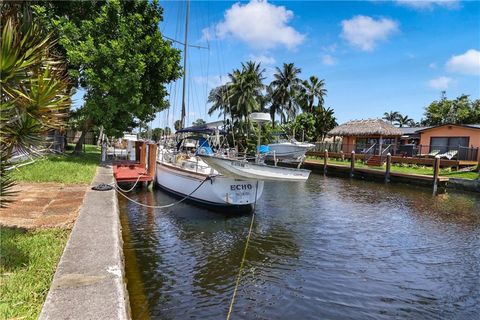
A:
199,155,311,182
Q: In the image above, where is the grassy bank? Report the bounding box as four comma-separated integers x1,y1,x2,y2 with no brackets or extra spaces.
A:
12,145,100,184
0,228,70,320
307,157,479,180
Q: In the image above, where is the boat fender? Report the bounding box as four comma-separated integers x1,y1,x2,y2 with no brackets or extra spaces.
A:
91,183,114,191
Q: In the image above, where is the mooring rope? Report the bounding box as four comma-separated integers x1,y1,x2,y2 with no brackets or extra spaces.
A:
114,172,146,193
114,176,211,209
226,180,259,320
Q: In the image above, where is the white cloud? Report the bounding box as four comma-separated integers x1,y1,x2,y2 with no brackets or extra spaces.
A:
248,54,276,65
321,54,337,66
428,76,453,90
341,15,399,51
193,74,229,89
446,49,480,75
210,0,305,50
395,0,460,10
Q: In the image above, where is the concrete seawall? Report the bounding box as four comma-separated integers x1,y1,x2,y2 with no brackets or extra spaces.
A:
39,164,129,320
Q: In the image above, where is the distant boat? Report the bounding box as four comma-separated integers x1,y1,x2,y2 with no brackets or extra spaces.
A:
266,134,315,162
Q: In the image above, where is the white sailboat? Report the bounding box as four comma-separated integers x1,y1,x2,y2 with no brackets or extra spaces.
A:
154,2,263,211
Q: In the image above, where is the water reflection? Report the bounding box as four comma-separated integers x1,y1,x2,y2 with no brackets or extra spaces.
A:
119,174,480,320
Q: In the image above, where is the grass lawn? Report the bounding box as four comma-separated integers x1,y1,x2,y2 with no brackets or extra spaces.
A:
307,157,480,180
11,144,100,184
0,228,70,320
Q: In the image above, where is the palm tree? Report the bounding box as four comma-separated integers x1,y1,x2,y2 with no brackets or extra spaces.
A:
173,120,182,131
270,63,302,123
395,114,415,127
207,84,231,123
315,106,337,141
266,84,285,128
302,76,327,113
382,111,400,124
1,7,70,206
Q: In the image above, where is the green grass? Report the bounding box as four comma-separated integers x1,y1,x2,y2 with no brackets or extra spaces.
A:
11,145,100,184
308,157,480,180
0,228,70,320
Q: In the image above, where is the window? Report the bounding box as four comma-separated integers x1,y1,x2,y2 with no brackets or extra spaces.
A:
430,137,469,153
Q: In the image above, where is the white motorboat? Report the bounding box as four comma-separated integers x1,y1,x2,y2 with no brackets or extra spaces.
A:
156,133,264,211
266,134,315,161
199,155,311,182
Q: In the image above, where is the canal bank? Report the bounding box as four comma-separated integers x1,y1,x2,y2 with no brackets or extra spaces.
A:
39,164,129,320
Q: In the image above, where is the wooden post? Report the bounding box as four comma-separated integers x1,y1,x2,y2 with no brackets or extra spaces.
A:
135,141,141,162
324,149,328,175
340,150,344,161
433,155,440,194
477,147,480,173
385,153,391,183
350,151,355,177
139,141,147,168
147,143,157,189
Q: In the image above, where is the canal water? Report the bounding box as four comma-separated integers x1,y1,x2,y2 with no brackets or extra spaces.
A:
119,174,480,320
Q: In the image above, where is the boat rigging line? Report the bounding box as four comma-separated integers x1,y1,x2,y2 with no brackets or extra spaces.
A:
226,180,259,320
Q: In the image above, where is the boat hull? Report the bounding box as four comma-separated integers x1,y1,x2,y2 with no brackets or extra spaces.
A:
266,143,315,160
199,156,311,181
155,161,264,210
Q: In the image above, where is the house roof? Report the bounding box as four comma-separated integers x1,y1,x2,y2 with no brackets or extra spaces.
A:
415,123,480,133
400,127,430,135
328,119,403,137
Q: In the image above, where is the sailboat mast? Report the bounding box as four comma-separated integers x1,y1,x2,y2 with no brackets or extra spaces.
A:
180,0,190,129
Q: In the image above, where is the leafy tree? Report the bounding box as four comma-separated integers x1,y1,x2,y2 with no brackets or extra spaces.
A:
1,4,70,205
164,126,172,136
382,111,400,124
283,113,316,142
422,92,479,125
270,63,302,123
192,118,206,126
34,0,182,153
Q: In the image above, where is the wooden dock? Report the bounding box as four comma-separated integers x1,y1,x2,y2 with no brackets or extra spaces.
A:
113,142,157,184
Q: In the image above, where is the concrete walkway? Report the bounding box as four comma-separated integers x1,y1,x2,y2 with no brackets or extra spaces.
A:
0,183,87,229
39,164,129,320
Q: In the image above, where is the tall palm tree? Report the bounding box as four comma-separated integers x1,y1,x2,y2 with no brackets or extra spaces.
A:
271,63,302,123
382,111,400,124
315,106,337,141
266,84,285,128
395,114,414,127
302,75,327,113
207,84,231,122
1,7,70,206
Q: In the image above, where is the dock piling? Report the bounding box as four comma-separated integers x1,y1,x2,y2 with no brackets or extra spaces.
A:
433,155,440,194
340,150,344,161
385,153,391,183
324,150,328,175
350,151,355,177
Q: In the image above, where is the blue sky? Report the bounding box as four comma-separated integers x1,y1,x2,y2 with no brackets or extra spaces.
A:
74,0,480,128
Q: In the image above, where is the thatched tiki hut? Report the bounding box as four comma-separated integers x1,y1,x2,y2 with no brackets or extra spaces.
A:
328,119,403,154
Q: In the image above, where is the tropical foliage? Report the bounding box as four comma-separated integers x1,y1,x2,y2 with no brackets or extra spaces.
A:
33,0,182,152
207,61,337,143
382,111,415,127
422,92,480,126
0,4,70,205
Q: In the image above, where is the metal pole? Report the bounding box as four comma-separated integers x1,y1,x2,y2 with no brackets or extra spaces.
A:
180,0,190,129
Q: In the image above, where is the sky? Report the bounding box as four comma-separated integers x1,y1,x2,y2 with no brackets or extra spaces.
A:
73,0,480,129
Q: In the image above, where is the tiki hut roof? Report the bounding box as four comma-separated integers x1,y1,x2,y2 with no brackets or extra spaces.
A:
328,119,403,137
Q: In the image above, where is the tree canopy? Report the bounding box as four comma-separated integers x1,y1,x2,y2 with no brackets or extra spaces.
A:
422,92,479,126
34,0,182,142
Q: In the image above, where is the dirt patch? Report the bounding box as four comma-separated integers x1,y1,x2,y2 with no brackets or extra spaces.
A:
0,183,89,230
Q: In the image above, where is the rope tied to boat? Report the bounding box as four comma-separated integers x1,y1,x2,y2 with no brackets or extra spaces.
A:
114,176,213,209
226,180,259,320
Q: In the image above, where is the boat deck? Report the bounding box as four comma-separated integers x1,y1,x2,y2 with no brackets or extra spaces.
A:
113,161,153,183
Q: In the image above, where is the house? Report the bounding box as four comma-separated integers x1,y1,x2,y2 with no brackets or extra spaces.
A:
328,119,403,154
415,124,480,161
